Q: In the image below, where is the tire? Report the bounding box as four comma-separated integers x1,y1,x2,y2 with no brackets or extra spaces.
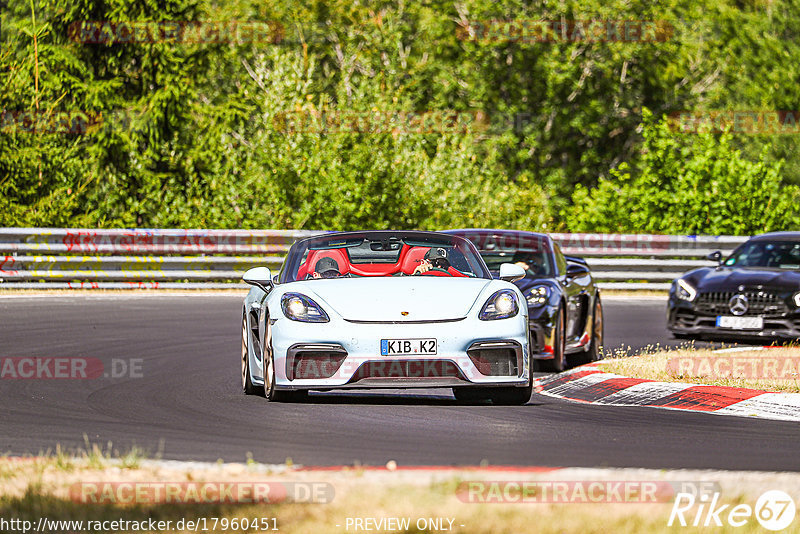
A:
452,387,493,404
241,315,259,395
453,356,533,406
489,382,533,405
588,295,604,361
453,384,532,405
261,320,307,403
571,295,604,366
539,305,566,372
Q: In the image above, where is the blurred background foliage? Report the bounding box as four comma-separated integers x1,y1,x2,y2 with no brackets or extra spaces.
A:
1,0,798,234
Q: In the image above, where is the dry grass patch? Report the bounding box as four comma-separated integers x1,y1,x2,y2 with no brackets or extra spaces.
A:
0,458,795,533
601,346,800,393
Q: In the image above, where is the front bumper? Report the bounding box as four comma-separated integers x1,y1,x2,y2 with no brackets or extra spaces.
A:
528,304,557,360
667,298,800,340
266,315,529,390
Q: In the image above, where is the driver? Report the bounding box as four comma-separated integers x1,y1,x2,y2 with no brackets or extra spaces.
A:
412,247,450,275
312,257,342,279
512,250,541,276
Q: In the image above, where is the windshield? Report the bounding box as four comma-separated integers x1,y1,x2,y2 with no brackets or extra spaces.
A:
452,231,554,278
725,240,800,269
281,232,492,282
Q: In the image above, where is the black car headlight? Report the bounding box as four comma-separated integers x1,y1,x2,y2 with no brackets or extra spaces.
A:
525,285,550,307
281,293,330,323
793,291,800,308
675,279,697,302
479,290,519,321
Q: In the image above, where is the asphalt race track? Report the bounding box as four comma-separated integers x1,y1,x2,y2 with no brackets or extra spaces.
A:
1,294,799,471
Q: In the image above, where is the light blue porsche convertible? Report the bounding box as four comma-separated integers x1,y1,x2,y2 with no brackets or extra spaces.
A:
240,230,531,404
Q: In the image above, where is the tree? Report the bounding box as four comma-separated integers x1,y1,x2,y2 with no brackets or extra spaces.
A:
570,109,797,235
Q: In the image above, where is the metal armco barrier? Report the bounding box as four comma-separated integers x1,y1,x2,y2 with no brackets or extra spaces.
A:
0,228,749,291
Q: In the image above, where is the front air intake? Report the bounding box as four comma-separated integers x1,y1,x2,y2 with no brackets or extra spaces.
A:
467,341,522,376
286,344,347,380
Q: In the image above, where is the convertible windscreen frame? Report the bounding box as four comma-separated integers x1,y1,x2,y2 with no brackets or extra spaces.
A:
279,232,493,282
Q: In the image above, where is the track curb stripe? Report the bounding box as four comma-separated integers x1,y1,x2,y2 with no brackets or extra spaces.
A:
537,371,616,395
557,377,652,403
534,368,604,392
595,382,694,405
534,364,800,422
644,385,765,411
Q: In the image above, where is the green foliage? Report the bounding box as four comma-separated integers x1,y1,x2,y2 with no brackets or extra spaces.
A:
570,109,798,234
0,0,798,232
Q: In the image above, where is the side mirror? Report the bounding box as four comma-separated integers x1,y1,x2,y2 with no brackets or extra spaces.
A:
242,267,273,292
499,263,526,283
706,251,723,264
566,263,590,279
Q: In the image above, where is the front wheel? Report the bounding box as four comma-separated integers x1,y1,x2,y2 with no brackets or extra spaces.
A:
241,316,259,395
262,322,307,403
587,295,604,362
539,305,566,372
453,384,532,405
452,387,492,404
672,332,693,340
572,295,604,366
453,361,532,405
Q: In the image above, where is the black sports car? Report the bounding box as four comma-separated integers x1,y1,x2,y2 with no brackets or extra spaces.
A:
445,229,603,372
668,232,800,341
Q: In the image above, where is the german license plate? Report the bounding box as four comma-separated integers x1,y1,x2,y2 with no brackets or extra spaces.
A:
380,338,437,356
716,316,763,330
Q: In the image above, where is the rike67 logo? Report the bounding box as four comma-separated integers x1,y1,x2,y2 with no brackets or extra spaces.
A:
669,490,796,531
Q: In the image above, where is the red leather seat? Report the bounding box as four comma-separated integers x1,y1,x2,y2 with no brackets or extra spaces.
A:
297,249,350,279
400,247,430,275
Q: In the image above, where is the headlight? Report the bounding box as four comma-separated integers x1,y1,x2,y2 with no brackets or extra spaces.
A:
479,290,519,321
675,279,697,302
281,293,330,323
526,285,550,307
793,291,800,308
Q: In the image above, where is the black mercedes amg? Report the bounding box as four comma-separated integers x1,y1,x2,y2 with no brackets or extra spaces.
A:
445,229,603,372
668,232,800,341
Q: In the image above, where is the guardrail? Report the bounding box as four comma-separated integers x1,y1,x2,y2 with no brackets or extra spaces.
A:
0,228,749,290
550,233,747,290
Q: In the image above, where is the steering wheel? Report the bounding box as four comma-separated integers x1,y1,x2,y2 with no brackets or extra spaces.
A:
418,267,452,276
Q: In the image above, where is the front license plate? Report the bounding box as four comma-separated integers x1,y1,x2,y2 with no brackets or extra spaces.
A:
381,338,437,356
716,316,764,330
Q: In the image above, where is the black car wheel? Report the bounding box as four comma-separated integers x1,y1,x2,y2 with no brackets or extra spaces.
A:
574,295,604,365
539,305,566,372
454,350,533,405
453,382,532,405
452,387,491,404
241,315,259,395
587,295,604,361
262,321,307,403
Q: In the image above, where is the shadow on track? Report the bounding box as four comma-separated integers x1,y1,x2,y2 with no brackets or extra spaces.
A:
292,390,548,407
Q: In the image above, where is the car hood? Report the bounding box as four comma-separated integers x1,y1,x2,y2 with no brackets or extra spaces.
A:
285,277,494,322
686,267,800,292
